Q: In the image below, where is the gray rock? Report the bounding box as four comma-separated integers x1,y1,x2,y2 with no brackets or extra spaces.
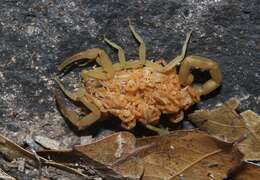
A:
0,0,259,148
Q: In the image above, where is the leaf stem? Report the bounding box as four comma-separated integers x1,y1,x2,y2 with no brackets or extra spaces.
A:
172,149,222,177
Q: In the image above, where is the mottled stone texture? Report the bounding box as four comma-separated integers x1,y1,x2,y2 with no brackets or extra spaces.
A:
0,0,259,141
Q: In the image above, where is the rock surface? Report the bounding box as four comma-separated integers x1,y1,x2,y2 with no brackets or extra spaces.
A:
0,0,259,178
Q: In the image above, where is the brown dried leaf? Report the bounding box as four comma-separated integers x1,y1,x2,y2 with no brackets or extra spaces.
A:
239,110,260,160
37,130,246,179
112,157,144,180
188,98,246,142
39,132,144,179
75,132,136,165
189,98,260,160
136,130,243,180
228,162,260,180
51,130,242,179
74,131,144,179
37,149,127,179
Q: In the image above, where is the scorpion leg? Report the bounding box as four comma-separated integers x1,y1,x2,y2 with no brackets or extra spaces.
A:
58,48,115,80
164,32,192,72
145,60,164,72
54,77,79,101
128,19,146,66
55,81,101,129
56,95,101,129
82,49,115,80
179,55,222,96
146,125,169,135
104,37,126,69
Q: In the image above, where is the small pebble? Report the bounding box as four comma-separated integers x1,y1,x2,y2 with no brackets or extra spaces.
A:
34,136,60,150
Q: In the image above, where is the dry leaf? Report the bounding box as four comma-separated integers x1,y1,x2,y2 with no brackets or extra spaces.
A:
39,131,244,179
189,98,260,160
75,132,136,165
38,132,144,179
112,158,144,180
188,98,246,142
37,130,249,179
228,162,260,180
136,130,243,180
74,131,144,179
239,110,260,160
38,149,126,179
